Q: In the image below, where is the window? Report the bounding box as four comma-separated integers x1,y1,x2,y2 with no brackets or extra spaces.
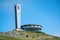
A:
28,24,31,26
18,6,19,10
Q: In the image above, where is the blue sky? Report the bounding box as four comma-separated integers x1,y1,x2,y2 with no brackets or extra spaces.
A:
0,0,60,37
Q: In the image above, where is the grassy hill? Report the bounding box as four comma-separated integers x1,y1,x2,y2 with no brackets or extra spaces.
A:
0,30,60,40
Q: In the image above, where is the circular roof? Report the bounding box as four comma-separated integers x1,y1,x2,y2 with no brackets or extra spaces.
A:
21,24,42,27
21,24,42,30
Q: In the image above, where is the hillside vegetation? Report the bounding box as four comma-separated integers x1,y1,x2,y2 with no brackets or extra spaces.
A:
0,30,60,40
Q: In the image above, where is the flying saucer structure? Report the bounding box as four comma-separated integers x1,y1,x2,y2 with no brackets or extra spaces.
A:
21,24,42,31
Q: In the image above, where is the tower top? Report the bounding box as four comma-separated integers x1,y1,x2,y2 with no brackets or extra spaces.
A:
15,4,21,8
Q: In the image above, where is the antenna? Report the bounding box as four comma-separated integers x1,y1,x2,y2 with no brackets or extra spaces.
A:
15,4,21,30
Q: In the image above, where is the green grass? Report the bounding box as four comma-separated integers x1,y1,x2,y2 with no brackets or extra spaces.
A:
0,30,60,40
0,35,20,40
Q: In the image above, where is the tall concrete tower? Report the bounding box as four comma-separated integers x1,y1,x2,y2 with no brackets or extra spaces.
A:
15,4,21,30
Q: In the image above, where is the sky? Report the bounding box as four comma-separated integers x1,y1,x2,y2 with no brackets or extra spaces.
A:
0,0,60,37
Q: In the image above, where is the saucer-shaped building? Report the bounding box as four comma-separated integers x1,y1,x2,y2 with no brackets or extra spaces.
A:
21,24,42,31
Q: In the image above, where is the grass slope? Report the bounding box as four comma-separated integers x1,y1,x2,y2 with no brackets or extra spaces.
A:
0,30,60,40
